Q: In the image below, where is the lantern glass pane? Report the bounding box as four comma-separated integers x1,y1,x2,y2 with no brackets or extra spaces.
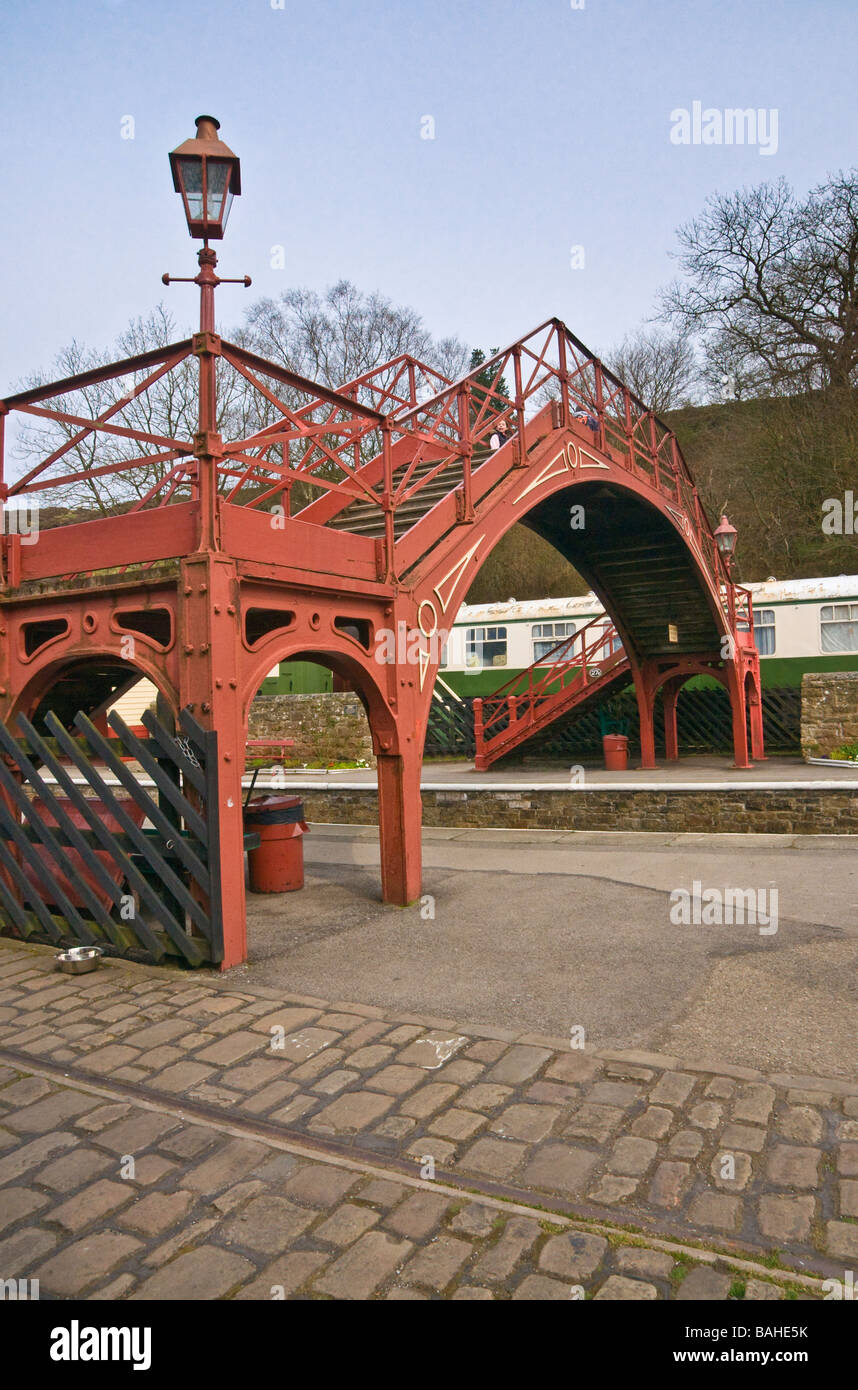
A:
206,161,229,220
178,157,204,222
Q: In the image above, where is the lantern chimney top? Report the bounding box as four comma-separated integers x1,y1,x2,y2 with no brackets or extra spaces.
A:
195,115,221,139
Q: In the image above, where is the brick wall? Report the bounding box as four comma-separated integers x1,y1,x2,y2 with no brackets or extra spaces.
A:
801,672,858,759
247,693,375,767
297,785,858,834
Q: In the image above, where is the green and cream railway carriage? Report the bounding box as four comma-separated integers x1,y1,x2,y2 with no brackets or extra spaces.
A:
110,576,858,733
432,575,858,698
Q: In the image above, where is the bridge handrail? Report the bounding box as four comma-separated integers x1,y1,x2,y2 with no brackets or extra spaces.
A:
477,614,626,742
0,315,735,614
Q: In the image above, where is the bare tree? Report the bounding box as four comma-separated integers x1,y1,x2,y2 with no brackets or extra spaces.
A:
661,171,858,396
605,327,700,414
13,283,470,513
240,281,469,505
243,279,468,401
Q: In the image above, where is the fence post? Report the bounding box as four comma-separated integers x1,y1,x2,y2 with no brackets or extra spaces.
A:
594,360,606,451
648,411,659,474
381,419,396,579
623,388,635,471
0,407,6,587
669,435,682,502
473,697,488,771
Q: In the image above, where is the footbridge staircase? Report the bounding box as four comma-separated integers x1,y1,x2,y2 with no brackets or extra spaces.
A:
473,617,631,769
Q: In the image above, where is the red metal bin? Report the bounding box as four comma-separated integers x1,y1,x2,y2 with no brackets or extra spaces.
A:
602,733,629,771
244,795,308,893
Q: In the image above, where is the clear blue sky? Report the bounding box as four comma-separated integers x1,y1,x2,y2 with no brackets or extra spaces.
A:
1,0,855,392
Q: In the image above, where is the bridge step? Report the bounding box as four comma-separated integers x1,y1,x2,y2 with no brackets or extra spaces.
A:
326,457,468,539
323,440,500,540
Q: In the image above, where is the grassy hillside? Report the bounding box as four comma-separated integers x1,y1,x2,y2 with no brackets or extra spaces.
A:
465,389,858,603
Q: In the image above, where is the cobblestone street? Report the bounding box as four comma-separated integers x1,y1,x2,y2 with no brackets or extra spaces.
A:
1,940,855,1300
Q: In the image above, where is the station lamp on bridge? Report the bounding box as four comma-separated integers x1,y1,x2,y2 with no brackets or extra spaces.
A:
169,116,242,240
714,514,738,569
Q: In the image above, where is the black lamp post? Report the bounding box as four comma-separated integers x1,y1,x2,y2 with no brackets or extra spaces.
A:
163,116,250,336
162,116,250,550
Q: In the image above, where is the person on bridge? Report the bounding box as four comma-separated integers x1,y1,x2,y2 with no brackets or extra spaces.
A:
489,420,513,452
572,405,599,431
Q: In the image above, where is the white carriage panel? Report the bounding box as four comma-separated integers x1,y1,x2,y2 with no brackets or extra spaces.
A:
109,678,159,727
774,603,816,658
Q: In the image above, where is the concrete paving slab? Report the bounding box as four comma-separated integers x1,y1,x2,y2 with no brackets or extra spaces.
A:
303,832,858,934
244,825,858,1077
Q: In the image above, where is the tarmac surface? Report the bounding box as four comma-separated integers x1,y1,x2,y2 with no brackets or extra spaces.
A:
244,827,858,1081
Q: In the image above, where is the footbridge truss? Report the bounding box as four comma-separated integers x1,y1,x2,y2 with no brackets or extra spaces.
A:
0,294,763,966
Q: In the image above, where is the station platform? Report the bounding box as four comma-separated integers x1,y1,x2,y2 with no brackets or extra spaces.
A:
244,755,858,838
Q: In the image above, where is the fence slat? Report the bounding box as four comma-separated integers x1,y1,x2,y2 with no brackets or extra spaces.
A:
16,716,167,958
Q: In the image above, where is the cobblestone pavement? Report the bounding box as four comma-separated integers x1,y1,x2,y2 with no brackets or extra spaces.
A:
0,941,855,1300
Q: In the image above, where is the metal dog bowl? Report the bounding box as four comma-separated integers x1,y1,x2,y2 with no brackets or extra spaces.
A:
55,945,104,975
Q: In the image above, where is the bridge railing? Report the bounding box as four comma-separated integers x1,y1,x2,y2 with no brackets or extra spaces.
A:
215,345,453,515
731,584,757,646
475,614,627,746
1,317,738,621
376,320,733,603
0,344,451,529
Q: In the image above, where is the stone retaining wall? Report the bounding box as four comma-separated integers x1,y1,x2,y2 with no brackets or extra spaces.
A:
297,785,858,834
801,671,858,759
248,693,374,767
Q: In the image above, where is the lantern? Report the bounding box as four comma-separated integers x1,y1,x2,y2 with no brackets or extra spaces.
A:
169,116,241,241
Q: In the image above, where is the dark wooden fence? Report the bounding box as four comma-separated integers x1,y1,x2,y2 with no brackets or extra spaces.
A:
0,706,227,966
426,687,801,761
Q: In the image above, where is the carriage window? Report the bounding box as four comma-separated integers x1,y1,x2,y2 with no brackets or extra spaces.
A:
465,626,507,667
593,620,624,657
532,622,576,662
821,603,858,653
753,608,776,656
